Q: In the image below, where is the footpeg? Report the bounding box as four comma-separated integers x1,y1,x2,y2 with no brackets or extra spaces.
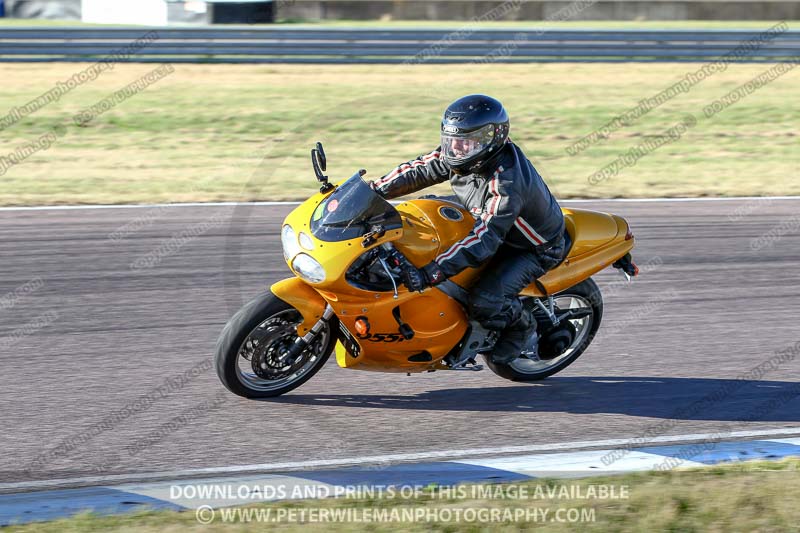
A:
450,357,483,371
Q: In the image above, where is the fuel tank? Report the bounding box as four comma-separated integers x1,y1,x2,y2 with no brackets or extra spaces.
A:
393,199,484,288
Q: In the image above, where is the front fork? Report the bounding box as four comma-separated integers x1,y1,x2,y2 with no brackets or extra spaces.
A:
284,304,335,362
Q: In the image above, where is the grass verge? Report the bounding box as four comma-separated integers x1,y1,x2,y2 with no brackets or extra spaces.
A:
0,60,798,205
5,458,800,532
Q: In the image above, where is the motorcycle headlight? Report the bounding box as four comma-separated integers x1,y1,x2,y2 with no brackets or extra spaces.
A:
298,231,314,251
292,253,326,283
281,225,301,261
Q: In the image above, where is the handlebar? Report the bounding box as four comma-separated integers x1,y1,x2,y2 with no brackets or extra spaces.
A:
381,243,416,275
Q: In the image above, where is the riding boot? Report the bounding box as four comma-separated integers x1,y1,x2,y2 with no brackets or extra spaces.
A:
490,309,537,365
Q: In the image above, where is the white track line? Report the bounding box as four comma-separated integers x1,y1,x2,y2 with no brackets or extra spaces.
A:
0,196,798,212
0,201,301,211
562,196,799,203
4,427,800,493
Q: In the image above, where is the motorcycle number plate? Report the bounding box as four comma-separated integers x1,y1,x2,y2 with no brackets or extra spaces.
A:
338,322,361,358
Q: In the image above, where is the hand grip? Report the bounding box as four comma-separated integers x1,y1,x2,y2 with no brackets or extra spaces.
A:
386,247,415,273
381,245,424,293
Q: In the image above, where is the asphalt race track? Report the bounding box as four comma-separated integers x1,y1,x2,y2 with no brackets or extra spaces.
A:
1,198,799,487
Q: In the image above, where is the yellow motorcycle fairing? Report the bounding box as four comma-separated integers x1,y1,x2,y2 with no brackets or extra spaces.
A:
524,209,634,297
272,175,634,373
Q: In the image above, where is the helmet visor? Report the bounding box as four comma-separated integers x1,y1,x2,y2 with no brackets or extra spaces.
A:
441,123,496,165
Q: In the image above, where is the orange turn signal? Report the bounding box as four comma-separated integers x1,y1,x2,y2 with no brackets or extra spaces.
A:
354,317,370,336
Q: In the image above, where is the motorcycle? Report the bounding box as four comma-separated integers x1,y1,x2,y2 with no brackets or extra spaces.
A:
216,143,638,398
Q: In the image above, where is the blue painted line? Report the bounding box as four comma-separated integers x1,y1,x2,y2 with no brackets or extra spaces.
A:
0,487,183,527
289,461,531,488
638,440,800,466
3,437,799,526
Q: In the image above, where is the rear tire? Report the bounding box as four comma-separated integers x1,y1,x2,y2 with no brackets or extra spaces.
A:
215,292,337,398
485,278,603,382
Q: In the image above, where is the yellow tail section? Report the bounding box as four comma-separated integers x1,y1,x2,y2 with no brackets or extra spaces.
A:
524,209,635,297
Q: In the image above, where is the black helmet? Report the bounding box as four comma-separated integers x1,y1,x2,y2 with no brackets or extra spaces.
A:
440,94,509,175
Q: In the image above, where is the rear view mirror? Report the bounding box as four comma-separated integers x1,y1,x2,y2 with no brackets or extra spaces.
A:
315,142,326,172
311,142,333,193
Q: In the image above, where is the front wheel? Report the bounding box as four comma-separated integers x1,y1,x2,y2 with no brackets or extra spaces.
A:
484,278,603,382
215,292,337,398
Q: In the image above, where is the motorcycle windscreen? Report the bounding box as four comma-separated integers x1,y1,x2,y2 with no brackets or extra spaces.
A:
310,172,403,242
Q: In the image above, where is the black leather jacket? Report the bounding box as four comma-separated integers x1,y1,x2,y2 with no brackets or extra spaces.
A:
374,142,565,278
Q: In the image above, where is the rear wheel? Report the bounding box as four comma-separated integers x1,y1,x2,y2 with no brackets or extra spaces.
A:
215,292,337,398
484,278,603,381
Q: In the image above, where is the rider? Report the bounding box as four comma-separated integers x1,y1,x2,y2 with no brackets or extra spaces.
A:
372,94,567,364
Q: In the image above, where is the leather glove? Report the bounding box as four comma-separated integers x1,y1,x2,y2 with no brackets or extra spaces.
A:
400,262,446,292
422,262,446,286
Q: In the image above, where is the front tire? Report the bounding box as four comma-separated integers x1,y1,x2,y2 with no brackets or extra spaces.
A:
485,278,603,382
215,292,337,398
